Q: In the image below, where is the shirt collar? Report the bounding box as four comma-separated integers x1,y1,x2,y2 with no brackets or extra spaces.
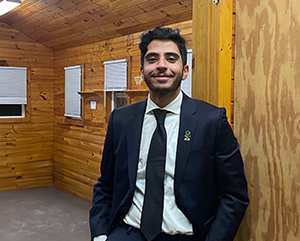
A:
146,91,183,115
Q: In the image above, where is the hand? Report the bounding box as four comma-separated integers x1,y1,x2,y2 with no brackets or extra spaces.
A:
94,235,107,241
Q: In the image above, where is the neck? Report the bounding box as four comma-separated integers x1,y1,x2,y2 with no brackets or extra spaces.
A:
149,89,180,108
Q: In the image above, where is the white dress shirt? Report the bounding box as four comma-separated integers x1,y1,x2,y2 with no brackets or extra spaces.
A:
124,91,193,235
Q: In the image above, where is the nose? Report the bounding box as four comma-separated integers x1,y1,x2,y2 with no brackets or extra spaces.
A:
156,58,168,70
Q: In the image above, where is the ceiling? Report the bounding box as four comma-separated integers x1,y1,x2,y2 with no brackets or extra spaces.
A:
0,0,192,51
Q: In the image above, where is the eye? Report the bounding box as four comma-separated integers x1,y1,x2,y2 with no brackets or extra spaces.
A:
146,56,158,63
167,56,177,63
148,57,157,62
166,54,179,63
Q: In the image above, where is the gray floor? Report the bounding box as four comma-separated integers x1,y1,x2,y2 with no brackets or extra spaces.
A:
0,187,92,241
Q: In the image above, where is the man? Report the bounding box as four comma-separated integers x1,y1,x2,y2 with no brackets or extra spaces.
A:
90,27,249,241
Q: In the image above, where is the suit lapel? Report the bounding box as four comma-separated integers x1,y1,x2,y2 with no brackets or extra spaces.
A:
174,94,197,196
127,100,147,191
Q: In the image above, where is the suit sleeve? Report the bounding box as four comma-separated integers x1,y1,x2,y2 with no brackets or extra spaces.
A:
89,111,116,240
205,108,249,241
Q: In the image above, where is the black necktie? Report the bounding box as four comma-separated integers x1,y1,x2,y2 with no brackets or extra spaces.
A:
140,109,168,241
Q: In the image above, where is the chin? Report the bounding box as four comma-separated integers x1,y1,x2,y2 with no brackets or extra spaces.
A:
145,78,181,96
151,86,180,96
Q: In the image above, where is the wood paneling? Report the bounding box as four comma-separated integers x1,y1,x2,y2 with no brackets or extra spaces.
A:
0,13,191,201
0,22,54,191
0,0,192,51
53,20,192,201
235,0,300,240
192,0,235,123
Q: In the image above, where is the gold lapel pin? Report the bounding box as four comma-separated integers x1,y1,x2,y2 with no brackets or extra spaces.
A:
184,130,191,141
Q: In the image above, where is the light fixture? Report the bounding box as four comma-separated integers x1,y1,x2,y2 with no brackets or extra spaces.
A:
0,0,21,16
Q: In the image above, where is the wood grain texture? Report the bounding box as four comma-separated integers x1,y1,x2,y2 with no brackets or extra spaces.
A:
235,0,300,240
192,0,235,123
0,22,54,191
53,21,192,201
0,0,192,51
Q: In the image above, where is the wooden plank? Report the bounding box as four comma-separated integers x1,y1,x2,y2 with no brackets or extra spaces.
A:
192,0,216,102
192,0,233,122
53,178,93,202
218,0,234,122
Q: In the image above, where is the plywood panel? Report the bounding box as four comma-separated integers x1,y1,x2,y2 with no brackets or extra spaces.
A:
235,0,300,240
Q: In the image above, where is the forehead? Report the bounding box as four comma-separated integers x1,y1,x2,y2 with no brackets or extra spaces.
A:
146,40,181,56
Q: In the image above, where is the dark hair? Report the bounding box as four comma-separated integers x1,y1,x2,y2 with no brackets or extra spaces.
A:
139,27,187,67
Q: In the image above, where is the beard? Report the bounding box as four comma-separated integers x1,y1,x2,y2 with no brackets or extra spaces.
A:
143,71,183,96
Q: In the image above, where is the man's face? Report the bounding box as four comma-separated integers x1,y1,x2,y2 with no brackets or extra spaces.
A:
141,40,189,96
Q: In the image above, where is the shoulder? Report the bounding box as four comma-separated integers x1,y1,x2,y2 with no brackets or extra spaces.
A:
109,99,147,123
114,99,147,114
183,94,225,115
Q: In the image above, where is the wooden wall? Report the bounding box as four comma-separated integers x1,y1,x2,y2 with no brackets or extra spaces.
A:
0,22,54,191
192,0,235,124
235,0,300,240
53,20,193,202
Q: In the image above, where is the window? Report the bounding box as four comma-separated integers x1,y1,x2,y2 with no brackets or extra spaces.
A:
112,91,127,111
0,105,25,117
64,65,82,120
104,59,128,111
104,59,128,91
0,66,27,118
181,49,192,97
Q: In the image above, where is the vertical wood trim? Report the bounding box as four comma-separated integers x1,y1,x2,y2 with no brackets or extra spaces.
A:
218,0,234,123
127,57,132,105
192,0,220,106
105,92,112,125
192,0,235,123
81,63,85,120
192,0,209,102
26,67,31,122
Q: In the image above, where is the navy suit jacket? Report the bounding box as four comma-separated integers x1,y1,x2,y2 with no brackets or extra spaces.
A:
90,93,249,241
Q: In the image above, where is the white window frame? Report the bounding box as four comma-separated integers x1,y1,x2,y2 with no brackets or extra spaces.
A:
104,59,128,91
111,91,127,111
0,105,25,118
104,59,128,110
181,49,192,97
0,66,27,119
64,65,82,120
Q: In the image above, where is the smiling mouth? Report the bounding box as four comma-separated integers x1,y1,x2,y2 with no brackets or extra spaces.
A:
154,76,169,81
152,73,173,81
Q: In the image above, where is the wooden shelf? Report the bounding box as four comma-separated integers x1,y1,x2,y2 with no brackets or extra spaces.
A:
78,89,148,98
78,90,103,96
123,89,148,97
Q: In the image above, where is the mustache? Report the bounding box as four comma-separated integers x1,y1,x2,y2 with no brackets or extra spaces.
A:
151,71,174,78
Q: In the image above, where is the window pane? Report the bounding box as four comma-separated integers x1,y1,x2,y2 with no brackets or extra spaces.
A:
0,67,27,104
114,92,127,109
104,59,128,91
0,105,22,116
64,65,82,119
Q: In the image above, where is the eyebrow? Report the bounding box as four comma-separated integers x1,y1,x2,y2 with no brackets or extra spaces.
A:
145,52,180,59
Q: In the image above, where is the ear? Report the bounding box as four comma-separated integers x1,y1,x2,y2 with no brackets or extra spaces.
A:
181,64,189,80
140,66,144,79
